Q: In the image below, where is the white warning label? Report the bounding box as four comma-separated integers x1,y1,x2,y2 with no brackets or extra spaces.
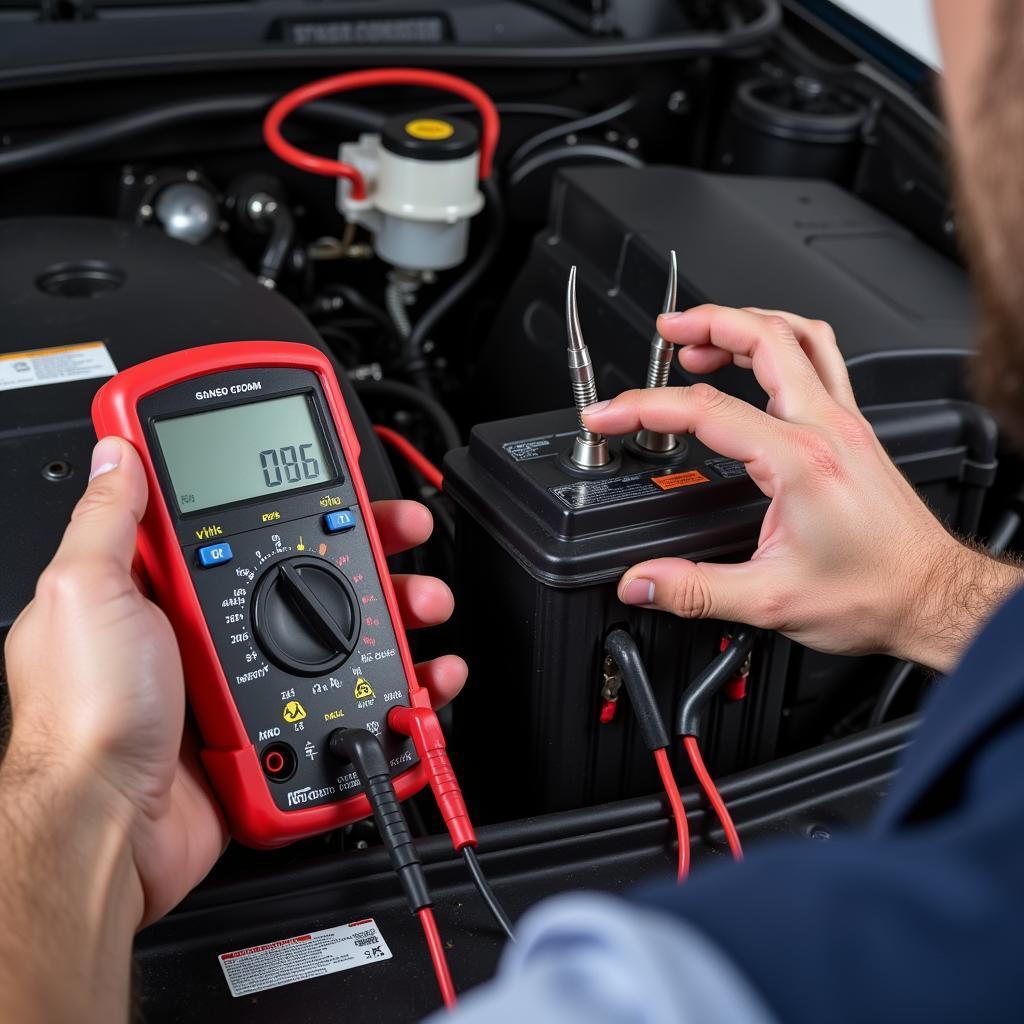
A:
503,430,577,462
0,341,117,391
218,919,392,998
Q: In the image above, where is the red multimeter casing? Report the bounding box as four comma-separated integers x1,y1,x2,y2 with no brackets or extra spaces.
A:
92,341,430,848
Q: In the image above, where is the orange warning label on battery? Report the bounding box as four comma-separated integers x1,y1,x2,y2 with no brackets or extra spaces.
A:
651,470,709,491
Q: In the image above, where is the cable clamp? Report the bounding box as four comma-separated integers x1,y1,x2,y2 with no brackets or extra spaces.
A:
599,654,623,723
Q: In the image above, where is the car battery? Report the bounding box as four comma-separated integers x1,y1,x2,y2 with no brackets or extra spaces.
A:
443,399,998,821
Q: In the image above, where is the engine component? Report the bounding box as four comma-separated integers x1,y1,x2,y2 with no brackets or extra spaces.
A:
339,114,484,271
478,165,976,422
715,75,868,182
262,68,500,272
0,218,397,638
153,181,220,245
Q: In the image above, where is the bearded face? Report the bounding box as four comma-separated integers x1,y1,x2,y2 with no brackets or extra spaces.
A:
943,0,1024,446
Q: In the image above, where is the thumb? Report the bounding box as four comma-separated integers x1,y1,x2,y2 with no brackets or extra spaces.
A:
618,557,769,624
52,437,149,573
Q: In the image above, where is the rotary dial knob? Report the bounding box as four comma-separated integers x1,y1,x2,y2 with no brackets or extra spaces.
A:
252,556,360,675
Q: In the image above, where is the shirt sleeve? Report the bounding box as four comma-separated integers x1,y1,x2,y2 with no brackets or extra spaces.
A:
426,892,777,1024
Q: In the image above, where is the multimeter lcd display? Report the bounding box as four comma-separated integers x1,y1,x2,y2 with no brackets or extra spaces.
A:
154,394,336,513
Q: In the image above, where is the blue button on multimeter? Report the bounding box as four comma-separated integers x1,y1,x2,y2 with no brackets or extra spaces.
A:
197,542,233,567
323,508,357,533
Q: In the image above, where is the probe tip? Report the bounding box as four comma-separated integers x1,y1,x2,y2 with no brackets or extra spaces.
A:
566,265,584,351
662,250,678,317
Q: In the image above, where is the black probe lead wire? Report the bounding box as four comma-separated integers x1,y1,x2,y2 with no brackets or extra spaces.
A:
462,846,516,944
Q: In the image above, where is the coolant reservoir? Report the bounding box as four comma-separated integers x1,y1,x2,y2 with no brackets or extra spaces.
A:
337,114,484,271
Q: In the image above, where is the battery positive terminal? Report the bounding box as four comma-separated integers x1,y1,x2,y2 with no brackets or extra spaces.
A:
565,265,612,470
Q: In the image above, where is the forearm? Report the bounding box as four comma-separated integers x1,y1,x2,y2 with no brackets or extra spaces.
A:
0,737,143,1024
897,539,1024,674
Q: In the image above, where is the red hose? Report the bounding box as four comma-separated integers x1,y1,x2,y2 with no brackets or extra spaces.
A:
263,68,501,200
683,736,743,862
418,907,457,1010
653,747,690,882
374,425,444,491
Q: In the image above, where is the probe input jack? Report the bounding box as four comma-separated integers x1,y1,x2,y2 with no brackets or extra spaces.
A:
261,742,297,783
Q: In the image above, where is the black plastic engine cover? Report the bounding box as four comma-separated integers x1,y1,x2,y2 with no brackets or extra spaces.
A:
0,218,395,635
476,165,976,422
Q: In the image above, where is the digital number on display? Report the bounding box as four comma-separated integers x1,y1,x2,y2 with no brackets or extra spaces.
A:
259,444,322,487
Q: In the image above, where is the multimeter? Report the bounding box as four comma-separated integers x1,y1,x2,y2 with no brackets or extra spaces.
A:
92,341,430,848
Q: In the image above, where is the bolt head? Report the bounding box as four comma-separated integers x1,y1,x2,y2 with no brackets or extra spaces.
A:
667,89,690,114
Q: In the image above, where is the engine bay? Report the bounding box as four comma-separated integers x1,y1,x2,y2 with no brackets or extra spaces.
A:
0,2,1014,1019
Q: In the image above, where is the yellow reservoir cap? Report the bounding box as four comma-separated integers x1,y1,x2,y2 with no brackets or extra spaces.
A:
405,118,456,141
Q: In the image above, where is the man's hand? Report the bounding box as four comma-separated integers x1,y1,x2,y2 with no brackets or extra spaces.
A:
584,305,1022,673
3,435,467,931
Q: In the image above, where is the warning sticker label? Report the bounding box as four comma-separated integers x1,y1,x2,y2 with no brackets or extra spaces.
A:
551,471,663,510
0,341,116,392
651,470,709,491
504,431,577,462
218,919,392,998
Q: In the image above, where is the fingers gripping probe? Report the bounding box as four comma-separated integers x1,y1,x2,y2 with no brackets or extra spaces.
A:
635,250,680,454
566,265,612,469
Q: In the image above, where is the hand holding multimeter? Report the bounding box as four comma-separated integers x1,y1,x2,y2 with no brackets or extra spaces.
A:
91,341,465,848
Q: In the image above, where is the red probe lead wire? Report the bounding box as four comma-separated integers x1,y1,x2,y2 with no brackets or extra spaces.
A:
418,907,457,1011
682,735,743,862
652,747,690,882
374,425,445,491
262,68,501,200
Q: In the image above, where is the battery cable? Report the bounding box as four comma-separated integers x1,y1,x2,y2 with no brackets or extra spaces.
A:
604,630,690,881
675,627,757,863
